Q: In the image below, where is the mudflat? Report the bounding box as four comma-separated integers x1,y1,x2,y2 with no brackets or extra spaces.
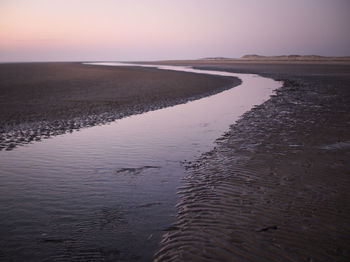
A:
0,62,238,150
152,60,350,261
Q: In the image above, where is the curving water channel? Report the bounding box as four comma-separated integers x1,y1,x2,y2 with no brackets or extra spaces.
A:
0,63,281,261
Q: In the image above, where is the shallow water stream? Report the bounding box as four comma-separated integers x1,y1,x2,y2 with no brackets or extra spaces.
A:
0,64,281,261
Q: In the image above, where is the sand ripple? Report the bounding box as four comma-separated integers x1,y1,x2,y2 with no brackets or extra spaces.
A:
154,76,350,261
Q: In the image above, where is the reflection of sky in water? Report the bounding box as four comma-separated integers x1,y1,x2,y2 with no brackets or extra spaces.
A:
0,64,281,261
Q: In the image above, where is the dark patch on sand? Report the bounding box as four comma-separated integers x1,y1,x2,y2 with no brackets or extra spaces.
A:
39,238,74,244
257,225,278,232
153,62,350,261
137,202,162,208
0,62,239,151
115,166,161,176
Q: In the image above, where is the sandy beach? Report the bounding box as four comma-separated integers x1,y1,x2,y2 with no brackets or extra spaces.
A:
149,60,350,261
1,60,349,261
0,62,238,150
2,0,349,261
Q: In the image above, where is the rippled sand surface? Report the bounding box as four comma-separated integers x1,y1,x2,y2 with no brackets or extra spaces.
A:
154,67,350,261
0,65,279,261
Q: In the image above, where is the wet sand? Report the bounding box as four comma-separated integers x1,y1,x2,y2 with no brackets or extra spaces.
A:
151,61,350,261
2,60,349,261
0,62,238,150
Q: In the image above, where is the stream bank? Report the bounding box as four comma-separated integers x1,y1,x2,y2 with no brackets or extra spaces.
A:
154,63,350,262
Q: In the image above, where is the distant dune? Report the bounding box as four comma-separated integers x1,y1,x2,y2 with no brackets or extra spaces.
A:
241,54,350,60
199,55,350,62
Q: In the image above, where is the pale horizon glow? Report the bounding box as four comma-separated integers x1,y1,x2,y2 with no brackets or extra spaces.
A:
1,0,350,62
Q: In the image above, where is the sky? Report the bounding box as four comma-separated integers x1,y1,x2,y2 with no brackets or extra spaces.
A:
1,0,349,62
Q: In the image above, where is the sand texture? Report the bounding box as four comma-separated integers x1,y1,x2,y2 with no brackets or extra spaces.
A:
1,60,349,261
152,61,350,261
0,62,238,150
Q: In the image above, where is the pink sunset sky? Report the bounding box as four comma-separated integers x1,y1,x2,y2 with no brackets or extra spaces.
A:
1,0,349,62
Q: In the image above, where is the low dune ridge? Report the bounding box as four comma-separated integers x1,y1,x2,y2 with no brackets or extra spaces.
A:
196,55,350,63
241,54,350,60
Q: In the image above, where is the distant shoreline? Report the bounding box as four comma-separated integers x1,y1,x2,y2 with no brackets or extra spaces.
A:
1,55,350,65
201,54,350,61
151,57,350,65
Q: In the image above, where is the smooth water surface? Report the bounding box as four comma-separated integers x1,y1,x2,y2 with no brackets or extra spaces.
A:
0,64,281,261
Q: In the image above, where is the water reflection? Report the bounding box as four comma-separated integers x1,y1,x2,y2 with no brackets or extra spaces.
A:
0,64,281,261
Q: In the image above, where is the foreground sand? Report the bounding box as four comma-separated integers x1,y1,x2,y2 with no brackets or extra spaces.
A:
1,60,349,261
0,62,238,150
150,61,350,261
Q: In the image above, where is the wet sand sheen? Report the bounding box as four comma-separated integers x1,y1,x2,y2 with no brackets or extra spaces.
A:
0,65,280,261
151,61,350,261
